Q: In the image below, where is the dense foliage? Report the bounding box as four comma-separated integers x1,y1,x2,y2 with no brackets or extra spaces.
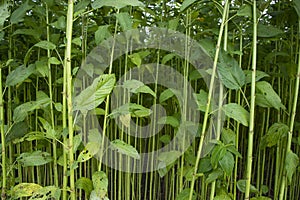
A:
0,0,300,199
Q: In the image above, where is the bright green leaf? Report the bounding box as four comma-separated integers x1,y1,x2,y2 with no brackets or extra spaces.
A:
285,150,299,183
34,41,56,50
223,103,249,127
73,74,116,111
11,183,42,199
110,139,140,159
219,151,234,175
256,81,285,110
17,151,53,167
237,179,259,194
115,12,132,31
92,0,145,9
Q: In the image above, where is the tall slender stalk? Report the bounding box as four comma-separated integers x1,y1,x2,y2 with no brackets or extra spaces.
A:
64,0,75,199
279,17,300,200
245,1,257,198
45,3,58,187
188,1,229,199
1,64,6,200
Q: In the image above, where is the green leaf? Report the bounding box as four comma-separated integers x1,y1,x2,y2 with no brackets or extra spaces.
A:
159,88,175,103
237,179,259,194
219,151,234,175
49,57,61,65
95,25,111,45
162,53,176,64
5,121,28,143
75,177,93,197
35,60,48,77
115,12,132,31
218,58,245,90
159,135,171,144
110,139,140,159
256,81,285,110
285,150,299,183
180,0,198,12
11,183,42,199
10,0,33,24
6,64,35,86
50,16,66,30
211,144,226,168
198,157,212,173
214,194,233,200
157,116,180,128
176,188,197,200
223,103,250,127
221,128,236,145
17,151,53,167
157,151,181,166
110,103,152,118
13,29,41,40
294,0,300,17
73,74,116,111
206,168,223,184
92,0,145,9
257,24,284,38
0,1,10,27
92,171,108,198
13,91,51,122
260,123,289,148
237,4,252,17
193,89,209,112
34,41,56,50
244,70,269,84
123,79,156,97
29,186,61,200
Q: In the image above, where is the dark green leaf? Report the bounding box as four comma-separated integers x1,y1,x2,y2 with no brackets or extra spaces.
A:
6,121,28,143
206,168,223,184
75,177,93,197
180,0,198,12
10,0,33,24
257,24,284,38
237,4,252,17
6,64,35,86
